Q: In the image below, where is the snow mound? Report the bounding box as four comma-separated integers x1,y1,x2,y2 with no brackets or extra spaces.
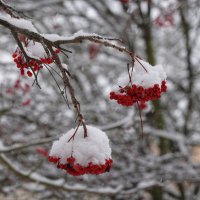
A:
0,13,38,33
109,58,167,107
117,58,167,89
49,125,112,176
26,42,47,58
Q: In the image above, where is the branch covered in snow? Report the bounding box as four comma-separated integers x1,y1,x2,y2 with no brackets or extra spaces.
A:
0,6,134,56
0,1,137,137
0,136,56,153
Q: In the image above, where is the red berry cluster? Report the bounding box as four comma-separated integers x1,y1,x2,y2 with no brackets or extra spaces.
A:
155,15,174,27
6,79,32,106
48,156,113,176
12,48,60,77
6,79,29,95
110,80,167,107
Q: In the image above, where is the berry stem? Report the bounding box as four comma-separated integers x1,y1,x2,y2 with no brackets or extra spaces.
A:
135,56,148,73
127,63,133,86
68,121,81,142
136,101,144,138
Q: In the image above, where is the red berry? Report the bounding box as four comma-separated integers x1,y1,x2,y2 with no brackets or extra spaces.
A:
21,99,31,106
20,69,24,76
48,156,60,163
12,53,17,58
55,49,60,54
27,71,33,77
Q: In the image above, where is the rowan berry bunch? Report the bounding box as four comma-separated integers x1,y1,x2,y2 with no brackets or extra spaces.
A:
49,156,112,176
110,80,167,107
6,79,32,107
12,44,60,77
48,125,112,176
110,58,167,109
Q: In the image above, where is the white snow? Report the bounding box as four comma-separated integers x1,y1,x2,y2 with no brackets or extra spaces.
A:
31,173,65,185
25,41,46,58
41,33,67,42
0,140,5,149
42,30,104,42
49,125,112,166
0,13,38,33
112,58,167,90
62,63,68,70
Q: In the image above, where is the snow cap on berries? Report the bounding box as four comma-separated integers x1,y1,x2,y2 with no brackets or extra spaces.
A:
25,42,47,58
24,41,59,59
114,58,167,90
132,59,166,88
49,125,112,176
110,58,167,107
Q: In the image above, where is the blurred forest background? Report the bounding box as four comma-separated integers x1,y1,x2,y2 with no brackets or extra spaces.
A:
1,0,200,199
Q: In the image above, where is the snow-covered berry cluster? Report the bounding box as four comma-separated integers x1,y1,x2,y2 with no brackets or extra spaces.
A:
12,42,60,77
48,125,112,176
110,58,167,108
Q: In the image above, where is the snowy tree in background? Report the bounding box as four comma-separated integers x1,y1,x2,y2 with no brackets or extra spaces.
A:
0,0,200,200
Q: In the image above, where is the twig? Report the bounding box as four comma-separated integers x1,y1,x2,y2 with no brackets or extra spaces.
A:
127,63,133,86
68,121,82,142
135,56,148,73
47,44,87,137
136,101,144,138
0,136,57,153
44,64,70,107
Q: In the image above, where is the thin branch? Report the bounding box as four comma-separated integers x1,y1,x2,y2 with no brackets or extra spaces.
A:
0,136,56,153
0,17,135,59
136,101,144,138
47,44,87,136
0,0,26,18
44,64,70,107
127,63,133,86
